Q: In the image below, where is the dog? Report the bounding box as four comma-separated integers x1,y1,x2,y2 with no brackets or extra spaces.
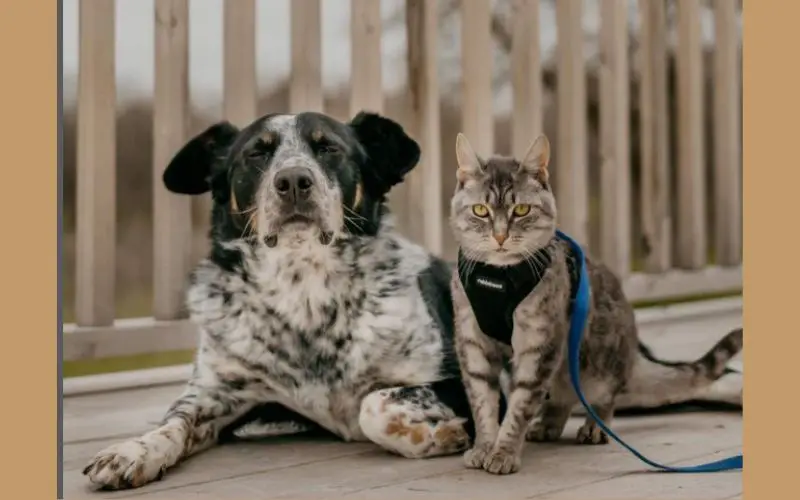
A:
82,110,742,490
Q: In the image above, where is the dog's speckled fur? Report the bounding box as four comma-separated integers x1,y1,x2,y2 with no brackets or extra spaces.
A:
82,111,471,490
82,113,742,491
449,134,743,475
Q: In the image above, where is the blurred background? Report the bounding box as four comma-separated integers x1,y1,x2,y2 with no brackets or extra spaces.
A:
62,0,742,376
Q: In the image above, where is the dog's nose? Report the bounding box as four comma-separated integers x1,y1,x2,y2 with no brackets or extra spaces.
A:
274,167,315,201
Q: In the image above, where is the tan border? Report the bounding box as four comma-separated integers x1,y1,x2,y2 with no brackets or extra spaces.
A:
0,0,773,498
0,0,58,498
744,1,793,498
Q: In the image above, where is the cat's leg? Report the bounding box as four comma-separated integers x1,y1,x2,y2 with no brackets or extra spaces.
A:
82,379,256,490
485,338,562,475
526,401,573,442
453,325,505,469
576,399,615,445
358,380,472,458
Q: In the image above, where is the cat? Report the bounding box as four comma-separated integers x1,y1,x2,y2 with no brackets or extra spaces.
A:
448,132,741,475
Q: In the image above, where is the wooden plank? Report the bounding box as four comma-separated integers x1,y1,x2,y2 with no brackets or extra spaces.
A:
62,317,197,361
64,365,188,396
223,0,257,126
599,0,630,278
76,0,116,326
340,415,741,499
64,384,180,421
675,0,707,269
623,265,742,303
531,449,742,499
712,0,742,266
460,0,493,157
64,440,375,499
63,386,182,445
510,0,542,159
405,0,442,255
638,0,672,273
61,278,741,364
290,0,323,112
350,0,383,116
555,0,588,246
153,0,192,320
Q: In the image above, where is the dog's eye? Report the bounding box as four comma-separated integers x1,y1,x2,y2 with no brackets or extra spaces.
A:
247,141,272,160
316,141,341,156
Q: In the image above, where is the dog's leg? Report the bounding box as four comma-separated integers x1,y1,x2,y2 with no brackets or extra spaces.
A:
358,380,472,458
82,380,254,490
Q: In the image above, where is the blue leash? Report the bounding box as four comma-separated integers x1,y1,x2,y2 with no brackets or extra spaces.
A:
556,230,743,473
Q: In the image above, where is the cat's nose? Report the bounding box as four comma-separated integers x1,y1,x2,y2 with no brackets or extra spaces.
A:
493,233,507,246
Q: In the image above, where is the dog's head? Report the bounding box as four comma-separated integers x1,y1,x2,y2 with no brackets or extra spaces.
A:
163,111,420,248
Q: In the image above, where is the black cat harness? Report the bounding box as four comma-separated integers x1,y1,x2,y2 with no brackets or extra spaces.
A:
456,237,577,346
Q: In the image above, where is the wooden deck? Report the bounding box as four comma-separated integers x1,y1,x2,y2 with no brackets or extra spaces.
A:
63,304,743,500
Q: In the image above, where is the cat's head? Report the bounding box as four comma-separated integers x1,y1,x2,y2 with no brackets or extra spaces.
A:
449,133,556,266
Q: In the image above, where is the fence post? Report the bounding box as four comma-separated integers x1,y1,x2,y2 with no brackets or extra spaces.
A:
675,0,707,269
153,0,192,320
406,0,443,255
638,0,672,273
555,0,588,246
511,0,543,160
599,0,630,278
713,0,742,266
461,0,494,158
76,0,116,326
290,0,323,113
350,0,383,116
223,0,257,127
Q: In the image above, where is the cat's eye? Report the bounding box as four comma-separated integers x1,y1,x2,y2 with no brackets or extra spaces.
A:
472,204,490,217
512,204,532,217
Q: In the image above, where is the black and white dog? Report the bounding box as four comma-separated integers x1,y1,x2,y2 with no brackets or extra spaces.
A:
82,111,742,490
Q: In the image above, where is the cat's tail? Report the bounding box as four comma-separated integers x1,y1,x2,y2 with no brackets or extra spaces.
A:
615,327,743,410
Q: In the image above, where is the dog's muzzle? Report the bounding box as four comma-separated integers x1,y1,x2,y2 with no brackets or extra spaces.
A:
264,166,334,247
274,166,315,204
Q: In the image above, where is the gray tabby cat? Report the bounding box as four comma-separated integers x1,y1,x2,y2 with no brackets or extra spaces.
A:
449,133,741,475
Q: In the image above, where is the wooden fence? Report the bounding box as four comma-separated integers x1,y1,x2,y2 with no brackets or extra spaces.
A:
64,0,742,363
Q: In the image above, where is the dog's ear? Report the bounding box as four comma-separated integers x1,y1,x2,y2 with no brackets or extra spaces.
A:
348,112,421,198
162,121,240,195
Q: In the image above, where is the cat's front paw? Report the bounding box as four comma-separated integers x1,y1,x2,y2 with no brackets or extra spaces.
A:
526,421,564,442
482,448,522,475
576,422,609,445
463,442,493,469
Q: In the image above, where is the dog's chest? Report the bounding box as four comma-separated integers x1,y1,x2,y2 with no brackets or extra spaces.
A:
189,250,442,438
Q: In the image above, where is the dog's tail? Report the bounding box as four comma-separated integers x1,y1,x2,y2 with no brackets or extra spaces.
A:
615,327,743,410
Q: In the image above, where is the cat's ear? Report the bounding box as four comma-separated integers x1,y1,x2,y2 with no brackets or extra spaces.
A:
520,134,550,185
455,133,483,182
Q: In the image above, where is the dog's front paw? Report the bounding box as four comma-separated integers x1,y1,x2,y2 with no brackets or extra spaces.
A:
482,448,522,475
83,439,168,490
463,442,493,469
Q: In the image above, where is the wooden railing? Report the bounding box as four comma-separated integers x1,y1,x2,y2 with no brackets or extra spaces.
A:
64,0,742,363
